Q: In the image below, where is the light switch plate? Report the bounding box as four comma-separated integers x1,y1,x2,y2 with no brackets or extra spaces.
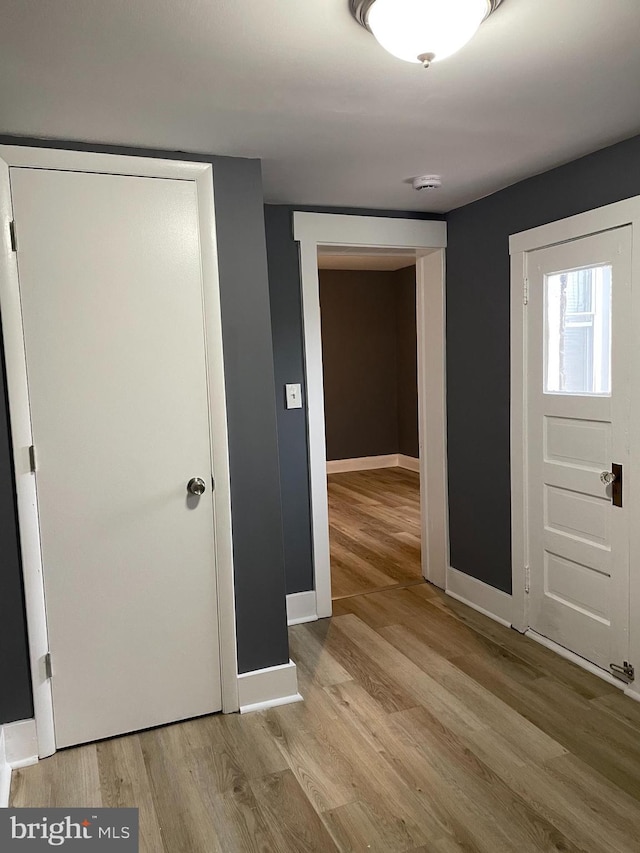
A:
285,383,303,409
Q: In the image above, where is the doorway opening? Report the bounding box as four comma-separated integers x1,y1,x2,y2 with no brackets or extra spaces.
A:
317,247,423,601
294,210,448,620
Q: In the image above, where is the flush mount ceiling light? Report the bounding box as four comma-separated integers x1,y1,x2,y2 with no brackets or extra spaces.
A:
350,0,504,67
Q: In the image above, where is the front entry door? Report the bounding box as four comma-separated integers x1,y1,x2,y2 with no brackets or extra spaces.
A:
526,226,632,674
11,167,222,748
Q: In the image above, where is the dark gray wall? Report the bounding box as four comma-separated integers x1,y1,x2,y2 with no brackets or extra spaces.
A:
0,326,32,723
395,265,419,459
320,269,399,460
0,136,289,723
210,159,289,674
265,205,442,596
319,267,418,461
447,133,640,594
263,207,314,595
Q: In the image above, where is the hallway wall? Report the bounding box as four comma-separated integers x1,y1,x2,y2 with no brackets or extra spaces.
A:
446,132,640,593
320,267,418,462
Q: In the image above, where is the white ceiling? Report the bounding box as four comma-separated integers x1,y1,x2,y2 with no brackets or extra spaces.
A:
1,1,639,212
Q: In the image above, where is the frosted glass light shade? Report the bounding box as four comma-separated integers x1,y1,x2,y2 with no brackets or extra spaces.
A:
367,0,491,64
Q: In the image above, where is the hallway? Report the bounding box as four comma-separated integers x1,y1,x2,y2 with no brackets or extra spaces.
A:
328,467,423,599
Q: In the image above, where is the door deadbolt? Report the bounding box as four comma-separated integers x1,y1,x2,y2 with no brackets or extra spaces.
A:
601,464,623,508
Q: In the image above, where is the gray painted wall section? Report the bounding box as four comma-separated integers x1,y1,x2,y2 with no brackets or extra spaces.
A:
264,206,314,594
446,133,640,594
0,325,32,722
212,159,290,672
0,137,289,723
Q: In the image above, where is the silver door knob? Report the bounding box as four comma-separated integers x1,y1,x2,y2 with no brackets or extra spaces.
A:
600,471,617,486
187,477,206,496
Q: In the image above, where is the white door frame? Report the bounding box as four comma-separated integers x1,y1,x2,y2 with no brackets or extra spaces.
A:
294,212,449,618
0,146,239,758
510,196,640,702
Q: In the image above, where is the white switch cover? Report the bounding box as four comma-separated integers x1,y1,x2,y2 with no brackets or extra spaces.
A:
285,383,303,409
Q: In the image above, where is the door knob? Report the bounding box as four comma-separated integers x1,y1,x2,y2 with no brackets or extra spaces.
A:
187,477,206,496
600,471,617,486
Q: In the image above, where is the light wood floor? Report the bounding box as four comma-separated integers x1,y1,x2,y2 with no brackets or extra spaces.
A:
328,467,422,599
12,584,640,852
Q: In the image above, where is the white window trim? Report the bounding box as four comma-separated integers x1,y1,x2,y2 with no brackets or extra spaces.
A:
510,195,640,703
293,212,449,617
0,145,240,758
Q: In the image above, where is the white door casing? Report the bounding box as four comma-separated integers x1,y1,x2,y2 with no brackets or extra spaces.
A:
294,213,448,618
526,228,631,672
0,147,238,756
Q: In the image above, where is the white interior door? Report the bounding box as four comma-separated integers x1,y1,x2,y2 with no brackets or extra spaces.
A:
526,226,632,674
11,167,222,748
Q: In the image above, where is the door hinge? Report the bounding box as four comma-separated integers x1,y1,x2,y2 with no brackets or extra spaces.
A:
44,652,53,680
610,662,634,684
524,565,531,594
9,219,18,252
29,445,37,473
523,277,529,306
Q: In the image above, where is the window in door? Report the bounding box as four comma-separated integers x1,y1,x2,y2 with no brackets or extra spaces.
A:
545,265,612,396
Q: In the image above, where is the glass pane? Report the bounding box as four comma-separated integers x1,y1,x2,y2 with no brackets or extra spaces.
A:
545,265,612,395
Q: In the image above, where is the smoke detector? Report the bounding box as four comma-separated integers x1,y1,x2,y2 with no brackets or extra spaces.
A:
413,175,442,191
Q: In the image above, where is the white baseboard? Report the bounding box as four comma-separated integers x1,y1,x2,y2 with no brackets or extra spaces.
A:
286,591,318,626
237,660,302,714
445,566,513,628
625,686,640,704
397,454,420,472
326,454,420,474
0,729,10,808
2,719,38,768
0,767,9,808
326,455,398,474
526,631,640,702
0,718,38,807
447,575,640,701
525,630,624,689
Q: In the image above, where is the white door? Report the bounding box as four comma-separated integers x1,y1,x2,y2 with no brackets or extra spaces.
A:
11,167,222,748
526,226,632,675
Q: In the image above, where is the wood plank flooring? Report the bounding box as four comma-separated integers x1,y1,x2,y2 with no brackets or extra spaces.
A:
12,583,640,852
328,467,422,599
